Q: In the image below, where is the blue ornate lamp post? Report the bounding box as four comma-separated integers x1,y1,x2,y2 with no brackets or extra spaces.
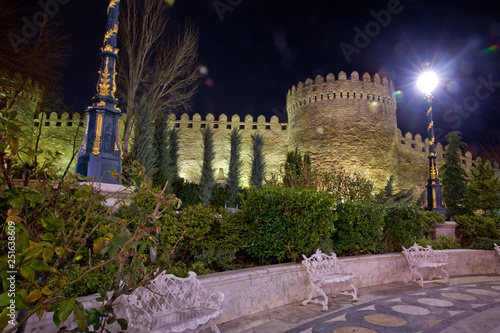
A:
75,0,122,184
417,70,446,215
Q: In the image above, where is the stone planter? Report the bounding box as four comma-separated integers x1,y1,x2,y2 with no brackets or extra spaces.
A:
434,221,457,239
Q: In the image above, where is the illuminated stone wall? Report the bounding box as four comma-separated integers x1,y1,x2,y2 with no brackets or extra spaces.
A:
169,113,289,186
286,71,399,190
3,71,497,191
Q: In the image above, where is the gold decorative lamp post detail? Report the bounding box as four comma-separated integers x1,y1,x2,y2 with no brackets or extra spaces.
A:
417,68,446,215
76,0,122,184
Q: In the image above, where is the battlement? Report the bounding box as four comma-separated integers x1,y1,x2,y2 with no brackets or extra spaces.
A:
33,111,86,128
169,112,288,131
286,71,396,112
396,128,499,171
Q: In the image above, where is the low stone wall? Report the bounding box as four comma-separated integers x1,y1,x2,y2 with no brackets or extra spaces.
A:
200,249,497,324
18,249,498,332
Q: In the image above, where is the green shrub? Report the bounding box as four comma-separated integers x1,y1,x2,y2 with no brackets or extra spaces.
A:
171,178,201,207
455,215,500,245
175,204,245,271
468,237,500,250
63,262,120,298
210,183,231,207
382,203,432,253
418,236,461,250
239,185,336,264
332,201,384,255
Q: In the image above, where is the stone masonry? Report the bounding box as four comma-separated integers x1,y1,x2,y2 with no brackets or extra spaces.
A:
3,70,498,192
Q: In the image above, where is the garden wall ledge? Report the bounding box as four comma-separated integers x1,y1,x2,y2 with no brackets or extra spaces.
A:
18,249,498,332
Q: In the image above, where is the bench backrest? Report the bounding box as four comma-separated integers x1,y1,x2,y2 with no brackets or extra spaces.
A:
402,243,442,266
302,249,344,281
125,271,201,316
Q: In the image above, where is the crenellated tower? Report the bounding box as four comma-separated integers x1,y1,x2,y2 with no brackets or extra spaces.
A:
286,71,398,190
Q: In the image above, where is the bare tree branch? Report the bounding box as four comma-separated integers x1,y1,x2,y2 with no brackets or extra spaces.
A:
117,1,201,156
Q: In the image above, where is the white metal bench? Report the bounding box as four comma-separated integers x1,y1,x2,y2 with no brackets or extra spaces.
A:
301,249,358,311
116,271,224,333
402,243,450,287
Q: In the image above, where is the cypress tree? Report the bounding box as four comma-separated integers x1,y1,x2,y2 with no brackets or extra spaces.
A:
226,129,242,206
440,131,468,219
199,127,215,205
153,111,169,187
464,160,500,216
250,133,265,188
165,127,180,187
130,102,157,180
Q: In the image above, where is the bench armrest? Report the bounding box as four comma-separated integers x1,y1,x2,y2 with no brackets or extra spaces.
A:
114,293,152,329
196,287,224,310
429,250,448,263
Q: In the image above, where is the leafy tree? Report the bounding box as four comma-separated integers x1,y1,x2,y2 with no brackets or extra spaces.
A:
199,127,215,205
226,129,242,206
250,134,265,188
379,175,422,205
464,160,500,216
130,102,157,180
440,131,468,219
283,148,312,188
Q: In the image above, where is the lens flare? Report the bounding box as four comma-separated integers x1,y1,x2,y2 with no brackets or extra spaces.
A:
484,44,499,53
446,81,460,94
392,90,404,103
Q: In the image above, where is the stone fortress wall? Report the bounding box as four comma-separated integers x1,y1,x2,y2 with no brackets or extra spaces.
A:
286,71,399,190
170,70,498,192
167,112,289,186
3,71,498,192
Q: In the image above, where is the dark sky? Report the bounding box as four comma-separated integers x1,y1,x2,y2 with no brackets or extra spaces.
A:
22,0,500,150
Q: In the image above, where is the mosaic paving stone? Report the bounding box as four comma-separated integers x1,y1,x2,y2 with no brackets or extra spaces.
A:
441,292,477,301
363,314,407,327
356,305,376,312
327,314,347,322
391,304,431,315
284,281,500,333
417,298,454,307
466,288,500,296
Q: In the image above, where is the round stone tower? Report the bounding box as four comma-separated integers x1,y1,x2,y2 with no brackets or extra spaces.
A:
286,71,398,190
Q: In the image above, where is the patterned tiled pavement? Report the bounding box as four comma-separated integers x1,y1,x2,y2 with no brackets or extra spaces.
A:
217,276,500,333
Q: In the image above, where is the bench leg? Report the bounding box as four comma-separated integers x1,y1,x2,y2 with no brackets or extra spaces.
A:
195,320,221,333
429,266,450,284
302,282,329,311
339,281,358,301
405,267,424,287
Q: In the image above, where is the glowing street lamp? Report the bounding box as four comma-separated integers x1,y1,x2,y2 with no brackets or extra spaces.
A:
418,69,446,215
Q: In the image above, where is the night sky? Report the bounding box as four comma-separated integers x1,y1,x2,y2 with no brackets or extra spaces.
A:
19,0,500,150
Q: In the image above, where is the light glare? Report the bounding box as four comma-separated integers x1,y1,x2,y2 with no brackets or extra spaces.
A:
417,71,438,95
